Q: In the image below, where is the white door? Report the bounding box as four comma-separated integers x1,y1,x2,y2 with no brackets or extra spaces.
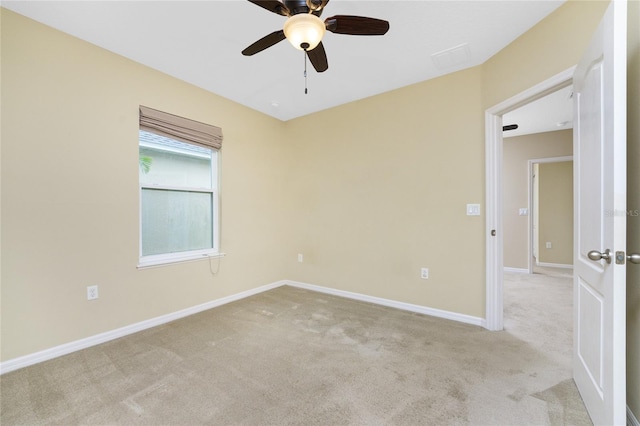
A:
573,1,627,425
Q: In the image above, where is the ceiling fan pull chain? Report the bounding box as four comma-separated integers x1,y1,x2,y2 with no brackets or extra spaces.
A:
303,49,308,94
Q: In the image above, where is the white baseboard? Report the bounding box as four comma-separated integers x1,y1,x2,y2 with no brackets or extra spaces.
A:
629,405,640,426
0,280,286,375
536,262,573,269
504,267,529,274
285,280,485,327
1,278,485,374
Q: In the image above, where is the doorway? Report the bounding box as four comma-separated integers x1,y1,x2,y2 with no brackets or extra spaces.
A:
484,67,574,331
501,135,573,275
530,157,574,274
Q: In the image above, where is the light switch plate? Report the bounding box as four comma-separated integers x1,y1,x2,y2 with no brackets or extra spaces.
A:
421,268,429,279
466,204,481,216
519,208,529,216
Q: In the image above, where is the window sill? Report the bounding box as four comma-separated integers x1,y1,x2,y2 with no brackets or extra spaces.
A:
137,252,226,269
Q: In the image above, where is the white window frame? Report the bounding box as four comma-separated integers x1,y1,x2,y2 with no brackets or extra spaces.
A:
137,139,221,269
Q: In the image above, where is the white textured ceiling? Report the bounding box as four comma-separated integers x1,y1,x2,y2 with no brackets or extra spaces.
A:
4,0,566,123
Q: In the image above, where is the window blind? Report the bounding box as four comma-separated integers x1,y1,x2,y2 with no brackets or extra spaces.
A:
139,105,223,150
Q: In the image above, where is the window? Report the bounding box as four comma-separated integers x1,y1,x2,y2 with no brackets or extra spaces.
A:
138,106,222,267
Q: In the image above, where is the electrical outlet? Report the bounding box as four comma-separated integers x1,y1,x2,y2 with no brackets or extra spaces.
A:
297,253,303,263
87,285,99,300
421,268,429,279
546,242,552,249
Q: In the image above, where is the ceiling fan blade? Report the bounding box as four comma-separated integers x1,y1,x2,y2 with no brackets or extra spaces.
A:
307,42,328,73
242,30,286,56
325,15,390,35
247,0,290,17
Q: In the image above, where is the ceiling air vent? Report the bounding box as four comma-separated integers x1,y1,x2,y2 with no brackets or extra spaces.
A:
431,43,471,71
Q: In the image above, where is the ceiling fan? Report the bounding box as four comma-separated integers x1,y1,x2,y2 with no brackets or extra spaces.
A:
242,0,390,73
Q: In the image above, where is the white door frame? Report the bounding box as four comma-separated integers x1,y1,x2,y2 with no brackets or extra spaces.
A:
528,156,574,273
484,66,575,331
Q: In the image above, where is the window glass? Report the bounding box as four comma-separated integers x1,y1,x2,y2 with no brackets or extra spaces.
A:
139,130,218,265
139,131,212,189
141,189,213,256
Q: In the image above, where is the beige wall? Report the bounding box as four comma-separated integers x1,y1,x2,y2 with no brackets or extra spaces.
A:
284,67,485,316
503,130,573,269
482,0,609,110
0,10,289,361
626,0,640,418
538,161,573,265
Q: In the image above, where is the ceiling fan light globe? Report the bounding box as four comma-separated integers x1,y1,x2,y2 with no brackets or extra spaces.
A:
283,14,326,51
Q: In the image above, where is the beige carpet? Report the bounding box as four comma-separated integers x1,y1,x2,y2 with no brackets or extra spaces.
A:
1,273,591,425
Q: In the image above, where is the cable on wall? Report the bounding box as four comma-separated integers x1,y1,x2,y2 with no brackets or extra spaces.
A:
209,254,222,276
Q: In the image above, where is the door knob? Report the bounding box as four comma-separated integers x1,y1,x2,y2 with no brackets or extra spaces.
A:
628,253,640,265
588,249,612,264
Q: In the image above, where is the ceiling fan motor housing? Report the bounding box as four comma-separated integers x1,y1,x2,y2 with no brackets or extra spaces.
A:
284,0,323,16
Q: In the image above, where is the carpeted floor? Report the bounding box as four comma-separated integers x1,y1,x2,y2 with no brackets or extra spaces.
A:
0,272,591,425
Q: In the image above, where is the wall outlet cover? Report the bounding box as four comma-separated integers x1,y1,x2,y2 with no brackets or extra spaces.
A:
87,285,99,300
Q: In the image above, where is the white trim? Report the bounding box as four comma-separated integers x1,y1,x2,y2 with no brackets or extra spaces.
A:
285,280,485,327
485,109,504,331
137,251,226,269
0,280,285,375
528,156,574,164
485,66,575,332
140,184,214,193
528,159,534,274
535,262,574,269
0,278,488,374
504,267,529,274
628,406,640,426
